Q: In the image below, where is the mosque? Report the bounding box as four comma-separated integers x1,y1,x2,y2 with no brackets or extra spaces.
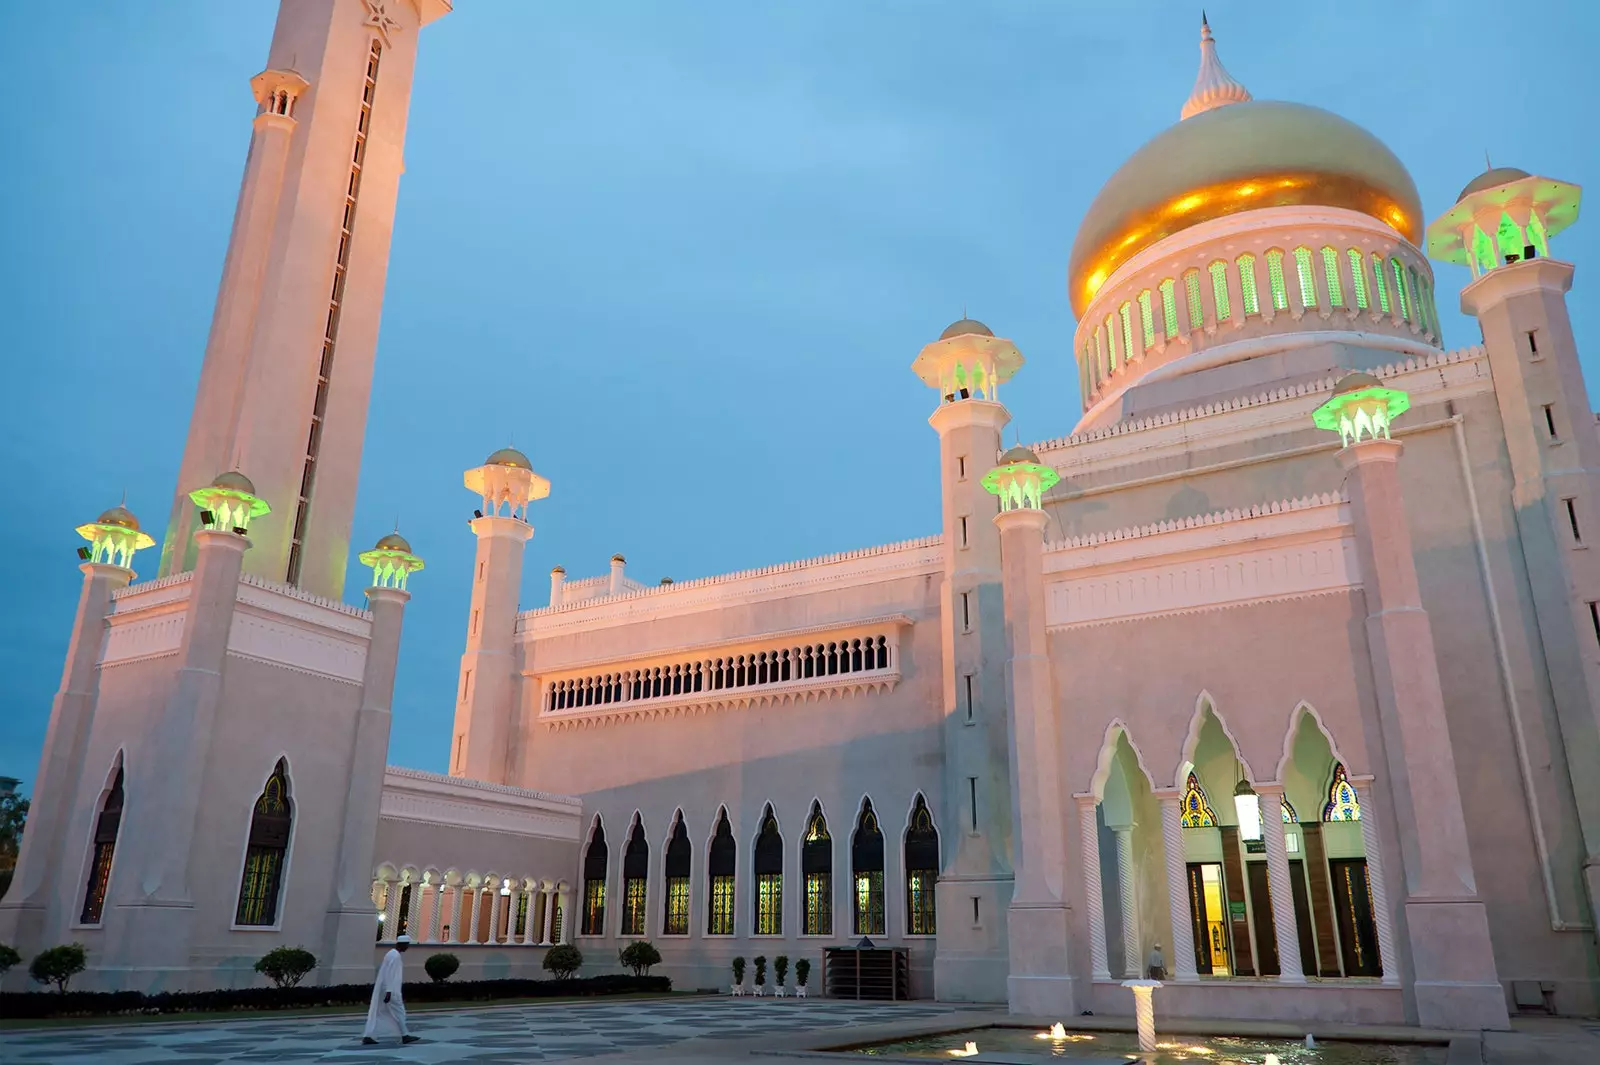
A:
2,0,1597,1032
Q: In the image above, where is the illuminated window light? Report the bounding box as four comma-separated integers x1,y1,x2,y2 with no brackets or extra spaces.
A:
1320,246,1343,307
1138,290,1156,346
1119,301,1135,360
1371,252,1390,313
1496,212,1525,263
1266,250,1288,311
1159,279,1179,338
1390,258,1410,321
1294,247,1317,310
1103,316,1117,372
1208,261,1230,322
1183,269,1203,330
1236,253,1259,316
1346,248,1369,309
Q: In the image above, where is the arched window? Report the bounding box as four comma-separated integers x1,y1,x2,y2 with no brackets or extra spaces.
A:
1495,212,1524,263
80,763,125,925
1266,250,1289,311
904,794,940,936
1389,258,1410,321
851,798,885,936
1137,290,1156,347
1119,301,1136,361
1180,771,1217,828
802,801,832,935
663,812,691,935
1409,267,1429,334
621,815,648,936
1293,247,1317,310
1080,342,1093,399
1098,320,1113,375
1320,246,1344,307
708,808,736,935
235,759,292,926
1183,269,1204,330
1236,253,1259,316
1208,260,1231,322
753,805,783,935
580,817,608,935
1159,278,1179,338
1370,252,1391,313
1282,797,1299,823
1345,248,1369,309
1323,763,1362,822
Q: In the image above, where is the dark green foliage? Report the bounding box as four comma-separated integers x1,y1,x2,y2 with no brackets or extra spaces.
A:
617,940,661,976
0,944,20,976
253,946,317,989
794,958,811,987
423,953,460,982
29,944,87,993
542,943,583,979
753,955,767,986
731,956,746,985
774,954,789,986
0,974,671,1019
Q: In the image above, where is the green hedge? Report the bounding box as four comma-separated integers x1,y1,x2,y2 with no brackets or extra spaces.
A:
0,973,671,1020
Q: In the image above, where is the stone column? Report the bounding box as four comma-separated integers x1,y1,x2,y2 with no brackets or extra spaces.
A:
1157,792,1198,981
1079,798,1111,981
540,884,556,945
401,880,422,941
1255,784,1305,983
380,877,403,942
0,562,131,961
521,887,538,945
488,883,505,945
447,881,464,944
426,885,444,944
1341,438,1507,1029
994,505,1074,1016
1353,780,1401,987
1112,824,1141,977
323,584,410,980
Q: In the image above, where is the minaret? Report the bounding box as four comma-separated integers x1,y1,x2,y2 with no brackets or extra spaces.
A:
0,504,152,958
159,0,451,599
910,318,1024,1001
1429,168,1600,938
451,448,549,783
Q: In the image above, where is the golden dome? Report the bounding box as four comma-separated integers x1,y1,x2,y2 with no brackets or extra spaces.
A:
485,446,531,469
96,505,141,531
939,318,994,340
1067,100,1423,317
211,470,258,495
373,532,412,553
1456,166,1531,203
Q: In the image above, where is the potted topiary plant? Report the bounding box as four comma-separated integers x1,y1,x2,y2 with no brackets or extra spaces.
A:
774,954,789,997
753,955,767,997
424,952,460,982
731,955,746,996
795,957,811,999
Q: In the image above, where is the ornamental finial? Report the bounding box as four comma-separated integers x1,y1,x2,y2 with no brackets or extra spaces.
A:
1181,14,1252,121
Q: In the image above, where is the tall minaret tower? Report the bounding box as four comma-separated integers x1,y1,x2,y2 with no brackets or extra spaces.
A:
158,0,451,599
911,318,1025,1001
451,448,549,783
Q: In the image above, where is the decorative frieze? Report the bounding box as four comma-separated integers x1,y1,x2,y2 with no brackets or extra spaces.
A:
380,766,582,841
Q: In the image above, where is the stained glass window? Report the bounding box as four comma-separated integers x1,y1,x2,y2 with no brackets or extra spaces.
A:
1267,250,1288,311
621,816,648,935
80,765,124,925
904,794,939,935
1180,771,1217,828
1138,290,1156,346
1321,246,1343,307
1209,260,1231,322
708,807,736,934
580,817,608,935
852,799,885,935
1160,278,1179,338
1390,258,1410,321
663,811,691,935
1294,247,1317,310
1322,763,1362,822
1236,253,1259,315
1371,252,1390,313
1119,301,1136,360
1282,797,1299,823
802,801,832,935
753,805,783,935
1184,269,1204,330
1347,248,1369,309
235,759,292,926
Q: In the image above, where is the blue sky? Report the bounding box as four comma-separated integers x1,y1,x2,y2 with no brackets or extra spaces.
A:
2,1,1597,788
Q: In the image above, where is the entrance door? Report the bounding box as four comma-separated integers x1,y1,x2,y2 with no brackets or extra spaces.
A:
1329,857,1382,977
1287,859,1318,977
1245,862,1279,977
1186,862,1231,976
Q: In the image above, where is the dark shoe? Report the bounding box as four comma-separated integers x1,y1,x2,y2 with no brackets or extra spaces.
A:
402,1035,421,1044
362,1037,378,1045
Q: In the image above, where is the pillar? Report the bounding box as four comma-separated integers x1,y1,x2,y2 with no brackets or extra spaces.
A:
427,884,444,944
464,886,481,944
0,562,132,963
448,879,464,944
556,885,572,943
1157,792,1199,981
1079,797,1110,981
1112,824,1141,978
380,876,403,942
1255,784,1305,983
1353,780,1402,987
487,882,505,945
451,516,532,783
995,505,1074,1016
322,584,409,980
1341,437,1508,1029
540,884,555,945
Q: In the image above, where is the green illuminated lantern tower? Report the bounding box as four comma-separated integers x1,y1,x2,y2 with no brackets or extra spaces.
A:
911,318,1024,1001
1430,169,1600,941
1313,374,1509,1029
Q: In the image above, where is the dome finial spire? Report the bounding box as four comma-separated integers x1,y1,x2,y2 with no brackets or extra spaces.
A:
1182,13,1252,121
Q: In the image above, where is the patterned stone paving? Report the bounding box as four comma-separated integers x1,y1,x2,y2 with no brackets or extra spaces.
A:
0,996,962,1064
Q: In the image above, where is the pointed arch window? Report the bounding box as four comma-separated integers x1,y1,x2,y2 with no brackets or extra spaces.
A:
1119,301,1136,361
80,764,125,925
580,818,607,935
1266,249,1288,311
1159,278,1179,338
621,816,648,936
904,794,940,935
852,798,885,935
1137,289,1156,346
1371,252,1391,313
753,805,783,935
1236,253,1259,316
235,759,292,926
1346,248,1370,308
1180,771,1217,828
1293,247,1317,310
663,812,691,935
1389,258,1410,321
1183,268,1204,330
708,808,736,935
1322,763,1362,822
802,802,832,935
1282,797,1299,823
1320,246,1344,307
1208,260,1231,322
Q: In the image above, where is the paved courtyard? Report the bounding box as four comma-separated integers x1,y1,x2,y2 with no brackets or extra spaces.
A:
0,996,969,1064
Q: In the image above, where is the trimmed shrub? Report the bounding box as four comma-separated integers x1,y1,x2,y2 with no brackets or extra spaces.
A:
731,956,746,986
0,974,671,1020
423,953,460,983
617,940,661,977
795,958,811,987
29,944,87,993
774,954,789,987
0,944,20,977
254,946,317,989
542,943,583,980
753,955,767,987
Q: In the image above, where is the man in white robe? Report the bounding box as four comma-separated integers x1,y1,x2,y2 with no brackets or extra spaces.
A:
362,933,419,1045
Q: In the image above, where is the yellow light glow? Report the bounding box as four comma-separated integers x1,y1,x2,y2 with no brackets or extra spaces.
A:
1172,193,1205,213
1234,183,1258,197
